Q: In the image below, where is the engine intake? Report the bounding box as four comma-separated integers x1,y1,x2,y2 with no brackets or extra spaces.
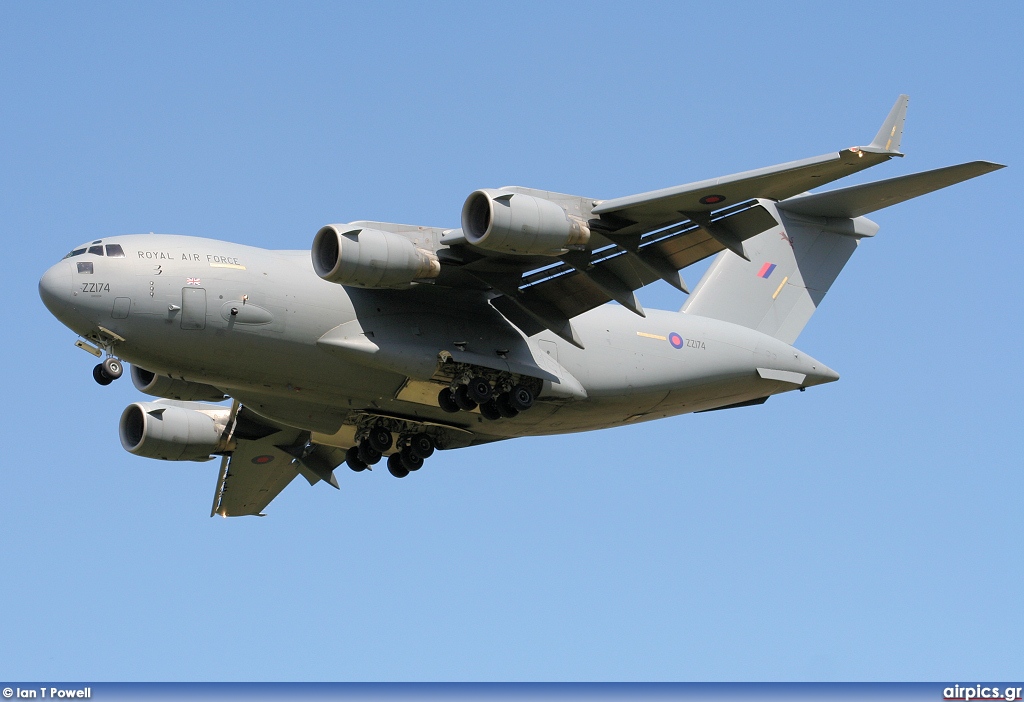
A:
312,225,440,288
119,401,230,461
461,190,590,255
131,365,226,402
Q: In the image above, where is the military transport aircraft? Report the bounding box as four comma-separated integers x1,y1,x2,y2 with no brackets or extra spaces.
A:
38,95,1002,516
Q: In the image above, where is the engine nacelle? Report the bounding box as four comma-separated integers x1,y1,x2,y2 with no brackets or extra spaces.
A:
131,365,226,402
312,225,440,289
461,190,590,255
119,401,230,461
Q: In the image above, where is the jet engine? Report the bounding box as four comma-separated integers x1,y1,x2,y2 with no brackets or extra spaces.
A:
312,225,440,288
119,401,231,461
131,365,227,402
461,190,590,255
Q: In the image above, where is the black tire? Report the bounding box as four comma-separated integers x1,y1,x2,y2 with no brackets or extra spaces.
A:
358,443,382,465
495,392,519,418
409,433,434,459
479,400,502,420
93,364,113,386
454,384,478,411
399,449,424,472
387,453,409,478
102,357,123,379
509,384,534,411
345,446,368,472
467,376,493,404
367,425,393,453
438,388,461,413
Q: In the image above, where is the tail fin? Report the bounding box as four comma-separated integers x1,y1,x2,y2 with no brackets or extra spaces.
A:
681,160,1004,343
867,94,909,154
681,204,864,344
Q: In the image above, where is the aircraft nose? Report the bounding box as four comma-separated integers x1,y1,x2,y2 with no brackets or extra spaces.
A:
38,260,72,315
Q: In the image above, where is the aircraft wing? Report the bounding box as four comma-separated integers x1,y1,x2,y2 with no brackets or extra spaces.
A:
210,430,303,517
445,97,909,347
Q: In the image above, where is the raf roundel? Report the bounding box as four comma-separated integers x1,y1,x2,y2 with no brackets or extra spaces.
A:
669,332,684,349
699,194,726,205
251,455,275,465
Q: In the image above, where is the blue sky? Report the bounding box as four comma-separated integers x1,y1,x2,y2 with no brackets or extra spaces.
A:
1,1,1021,681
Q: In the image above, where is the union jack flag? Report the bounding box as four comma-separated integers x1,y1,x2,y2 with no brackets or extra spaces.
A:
186,277,201,286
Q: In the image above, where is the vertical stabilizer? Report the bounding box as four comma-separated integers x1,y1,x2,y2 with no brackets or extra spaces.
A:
681,203,874,344
868,94,909,154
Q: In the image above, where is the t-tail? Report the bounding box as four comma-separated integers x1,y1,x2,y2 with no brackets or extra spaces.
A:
682,161,1003,343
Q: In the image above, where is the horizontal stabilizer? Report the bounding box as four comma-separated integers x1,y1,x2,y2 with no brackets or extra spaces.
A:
776,161,1005,219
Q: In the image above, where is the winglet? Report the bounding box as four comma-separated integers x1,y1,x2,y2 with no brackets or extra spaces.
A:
866,94,909,155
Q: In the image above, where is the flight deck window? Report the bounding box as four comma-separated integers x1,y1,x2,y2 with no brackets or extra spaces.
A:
88,245,104,256
64,248,87,259
77,262,94,274
105,244,125,257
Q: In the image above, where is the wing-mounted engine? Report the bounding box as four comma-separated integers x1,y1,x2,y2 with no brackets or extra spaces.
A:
119,401,232,461
461,189,590,255
131,365,227,402
312,224,440,288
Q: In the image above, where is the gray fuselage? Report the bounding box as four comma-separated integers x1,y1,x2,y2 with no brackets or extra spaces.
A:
39,234,838,446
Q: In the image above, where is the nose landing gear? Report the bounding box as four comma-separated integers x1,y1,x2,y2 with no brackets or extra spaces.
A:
77,328,127,386
92,357,124,385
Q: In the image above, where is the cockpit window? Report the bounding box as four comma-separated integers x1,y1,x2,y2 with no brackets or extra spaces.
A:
105,244,125,258
63,248,87,259
88,245,104,256
77,262,94,274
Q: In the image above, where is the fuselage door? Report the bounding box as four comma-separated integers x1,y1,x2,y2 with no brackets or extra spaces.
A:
181,287,207,330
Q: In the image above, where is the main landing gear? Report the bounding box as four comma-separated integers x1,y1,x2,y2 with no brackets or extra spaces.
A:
92,357,124,386
438,377,535,421
345,424,437,479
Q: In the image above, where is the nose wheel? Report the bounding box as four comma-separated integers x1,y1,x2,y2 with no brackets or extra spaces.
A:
92,357,124,385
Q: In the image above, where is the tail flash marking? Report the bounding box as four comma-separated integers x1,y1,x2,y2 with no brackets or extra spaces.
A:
757,262,777,278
